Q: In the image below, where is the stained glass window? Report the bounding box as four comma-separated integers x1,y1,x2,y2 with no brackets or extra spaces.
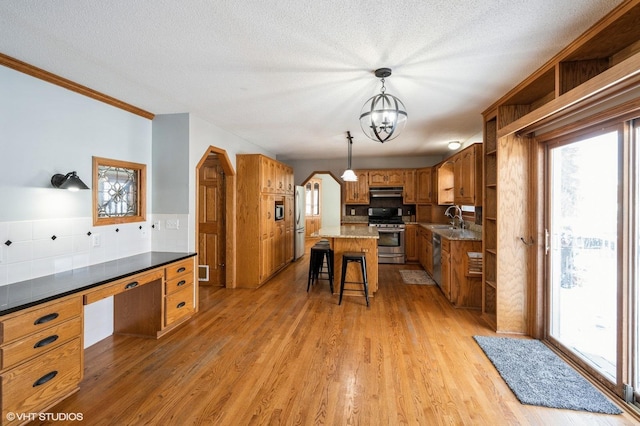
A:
93,157,146,225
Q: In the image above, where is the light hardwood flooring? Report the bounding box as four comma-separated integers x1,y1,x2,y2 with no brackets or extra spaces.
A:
38,247,637,425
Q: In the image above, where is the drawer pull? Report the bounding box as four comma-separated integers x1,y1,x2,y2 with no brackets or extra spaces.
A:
177,267,186,273
176,301,186,309
34,335,59,348
33,371,58,387
177,280,186,287
34,313,59,325
125,281,139,290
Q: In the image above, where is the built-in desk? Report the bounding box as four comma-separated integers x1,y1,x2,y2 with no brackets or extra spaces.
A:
0,252,196,425
316,226,379,296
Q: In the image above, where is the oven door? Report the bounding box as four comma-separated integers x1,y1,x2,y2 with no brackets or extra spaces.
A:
376,228,405,264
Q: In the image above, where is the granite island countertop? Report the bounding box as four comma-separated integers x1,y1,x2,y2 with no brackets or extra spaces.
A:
315,225,379,239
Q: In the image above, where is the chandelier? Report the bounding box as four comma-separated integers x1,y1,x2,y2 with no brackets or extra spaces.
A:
359,68,407,143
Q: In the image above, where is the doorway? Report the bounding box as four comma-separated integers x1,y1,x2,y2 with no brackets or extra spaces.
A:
301,172,342,237
196,147,236,289
545,124,622,391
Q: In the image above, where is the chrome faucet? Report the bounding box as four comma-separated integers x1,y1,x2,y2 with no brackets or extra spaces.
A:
444,205,464,229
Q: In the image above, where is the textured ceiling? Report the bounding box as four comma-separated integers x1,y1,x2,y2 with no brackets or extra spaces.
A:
0,0,624,160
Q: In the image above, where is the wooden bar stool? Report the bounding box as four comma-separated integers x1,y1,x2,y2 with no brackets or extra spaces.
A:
338,252,369,306
307,243,334,293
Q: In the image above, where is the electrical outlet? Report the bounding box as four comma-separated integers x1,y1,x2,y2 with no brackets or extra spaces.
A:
166,219,179,230
153,221,161,230
92,234,101,247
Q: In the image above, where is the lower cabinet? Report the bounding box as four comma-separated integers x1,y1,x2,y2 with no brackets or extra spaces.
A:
440,237,482,309
0,296,83,425
405,224,417,262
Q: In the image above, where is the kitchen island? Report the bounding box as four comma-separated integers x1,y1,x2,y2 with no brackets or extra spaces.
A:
315,225,379,297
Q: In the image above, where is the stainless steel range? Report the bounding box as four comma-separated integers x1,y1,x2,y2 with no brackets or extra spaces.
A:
368,207,405,264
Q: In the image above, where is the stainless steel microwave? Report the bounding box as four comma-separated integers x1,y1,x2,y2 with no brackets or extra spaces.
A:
274,201,284,221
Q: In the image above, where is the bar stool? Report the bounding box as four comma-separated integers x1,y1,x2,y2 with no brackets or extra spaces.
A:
338,252,369,307
307,243,334,293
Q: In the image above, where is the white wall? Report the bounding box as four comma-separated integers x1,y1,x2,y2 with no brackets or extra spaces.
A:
0,65,153,347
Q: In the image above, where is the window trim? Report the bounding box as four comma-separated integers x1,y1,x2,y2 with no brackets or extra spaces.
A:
92,156,147,226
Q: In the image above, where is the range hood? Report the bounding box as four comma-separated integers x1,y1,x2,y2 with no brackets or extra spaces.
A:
369,187,403,198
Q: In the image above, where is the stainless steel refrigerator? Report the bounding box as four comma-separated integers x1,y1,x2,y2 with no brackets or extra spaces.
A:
294,185,306,260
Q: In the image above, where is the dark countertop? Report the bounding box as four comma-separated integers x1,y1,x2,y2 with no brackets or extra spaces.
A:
0,252,196,316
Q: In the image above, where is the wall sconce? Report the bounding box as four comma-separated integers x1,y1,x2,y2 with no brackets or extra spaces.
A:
51,171,89,191
448,141,461,150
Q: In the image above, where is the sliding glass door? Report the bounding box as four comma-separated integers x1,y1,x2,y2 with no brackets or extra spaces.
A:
546,126,622,386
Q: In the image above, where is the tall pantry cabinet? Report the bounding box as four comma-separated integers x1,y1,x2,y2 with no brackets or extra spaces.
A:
237,154,294,288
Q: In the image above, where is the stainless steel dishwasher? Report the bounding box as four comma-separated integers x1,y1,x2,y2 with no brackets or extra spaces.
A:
432,233,442,287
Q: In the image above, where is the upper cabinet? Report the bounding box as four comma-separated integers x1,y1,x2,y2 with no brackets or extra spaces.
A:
403,169,417,204
344,171,370,204
436,161,454,205
368,169,404,186
453,143,482,206
416,167,433,204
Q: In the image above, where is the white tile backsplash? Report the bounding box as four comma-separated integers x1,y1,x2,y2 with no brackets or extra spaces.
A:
0,215,191,286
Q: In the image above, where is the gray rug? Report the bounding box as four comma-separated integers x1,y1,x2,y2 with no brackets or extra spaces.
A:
474,336,622,414
399,270,435,285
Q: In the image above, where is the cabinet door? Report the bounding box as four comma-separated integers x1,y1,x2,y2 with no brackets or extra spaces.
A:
345,171,370,204
405,225,417,261
260,157,276,193
368,170,388,186
403,169,416,203
416,168,433,204
441,248,451,301
454,149,476,205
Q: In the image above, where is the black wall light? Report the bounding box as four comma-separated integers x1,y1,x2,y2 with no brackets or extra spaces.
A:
51,171,89,191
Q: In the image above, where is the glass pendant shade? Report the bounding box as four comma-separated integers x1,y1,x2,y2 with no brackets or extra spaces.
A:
341,169,357,182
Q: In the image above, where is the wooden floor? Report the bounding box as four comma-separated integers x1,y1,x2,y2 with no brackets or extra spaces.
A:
38,248,637,425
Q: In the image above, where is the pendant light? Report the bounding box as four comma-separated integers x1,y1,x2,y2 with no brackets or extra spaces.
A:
341,131,357,182
359,68,407,143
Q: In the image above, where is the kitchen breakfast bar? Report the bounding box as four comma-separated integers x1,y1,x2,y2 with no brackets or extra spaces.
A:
315,225,379,297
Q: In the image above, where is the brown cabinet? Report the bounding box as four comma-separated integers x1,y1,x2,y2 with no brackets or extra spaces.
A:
237,154,295,287
416,167,433,204
163,257,196,328
344,171,369,204
403,169,417,204
0,296,83,424
368,169,404,186
453,143,482,206
417,226,433,273
436,161,454,205
440,236,482,309
405,224,417,262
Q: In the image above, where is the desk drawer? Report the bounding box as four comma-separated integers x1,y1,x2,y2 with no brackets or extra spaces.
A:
0,297,82,345
1,337,82,421
165,284,194,326
0,316,82,370
166,274,193,295
83,269,163,304
165,258,194,281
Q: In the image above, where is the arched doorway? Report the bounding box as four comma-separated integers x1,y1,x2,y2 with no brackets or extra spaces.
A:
196,147,236,289
301,171,342,236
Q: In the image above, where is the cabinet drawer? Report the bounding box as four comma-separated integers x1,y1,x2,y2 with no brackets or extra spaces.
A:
166,274,193,295
83,269,163,305
0,316,82,370
165,284,194,326
165,258,194,281
1,337,82,421
0,297,82,345
441,238,451,253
